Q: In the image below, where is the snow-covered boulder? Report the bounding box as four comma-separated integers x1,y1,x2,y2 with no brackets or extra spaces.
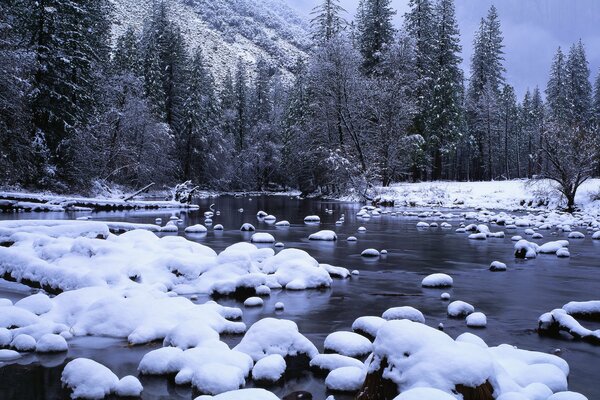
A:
325,366,366,392
240,223,256,231
195,388,279,400
62,358,120,399
251,354,286,383
244,297,264,307
324,331,372,358
466,312,488,328
11,334,36,351
115,376,143,397
447,301,475,318
567,232,585,239
514,240,539,258
275,220,290,227
36,333,68,353
304,215,320,223
308,230,337,241
490,261,507,272
250,233,275,243
393,388,457,400
421,273,453,288
352,316,386,339
361,248,380,257
234,318,318,363
185,224,208,233
382,306,425,324
310,353,365,373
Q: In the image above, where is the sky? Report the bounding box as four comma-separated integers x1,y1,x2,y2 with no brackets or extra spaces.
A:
287,0,600,99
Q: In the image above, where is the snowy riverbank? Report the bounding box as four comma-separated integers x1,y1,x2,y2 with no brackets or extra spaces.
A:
348,179,600,213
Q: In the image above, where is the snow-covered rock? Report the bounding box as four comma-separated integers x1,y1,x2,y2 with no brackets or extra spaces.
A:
310,353,365,372
352,316,386,339
382,306,425,324
275,220,290,227
325,366,366,391
62,358,119,399
251,354,286,382
361,248,380,257
567,232,585,239
514,240,539,258
323,331,372,358
36,333,68,353
240,223,256,231
115,376,143,397
490,261,507,272
308,230,337,241
466,312,488,328
185,224,208,233
421,273,453,288
250,233,275,243
234,318,318,362
393,388,457,400
244,297,264,307
304,215,320,223
11,334,36,351
195,388,279,400
447,301,475,318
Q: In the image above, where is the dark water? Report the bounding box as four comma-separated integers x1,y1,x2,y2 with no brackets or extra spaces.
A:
1,195,600,399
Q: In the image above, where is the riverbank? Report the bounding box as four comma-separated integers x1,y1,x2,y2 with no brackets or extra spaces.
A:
344,179,600,213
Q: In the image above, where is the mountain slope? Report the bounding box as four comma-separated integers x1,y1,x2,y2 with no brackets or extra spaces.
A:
111,0,310,79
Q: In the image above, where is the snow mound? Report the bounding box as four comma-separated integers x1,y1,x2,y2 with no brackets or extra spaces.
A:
322,264,350,279
251,233,275,243
308,230,337,241
364,320,574,399
448,301,475,318
567,232,585,239
304,215,320,223
11,334,36,351
194,388,279,400
466,312,487,328
36,333,68,353
325,366,366,391
393,387,457,400
352,316,386,339
185,224,208,233
382,306,425,324
115,376,143,397
310,353,365,372
62,358,120,399
421,273,453,288
240,223,256,231
361,248,380,257
251,354,286,382
324,331,372,358
234,318,318,362
275,220,290,227
490,261,507,272
244,297,264,307
514,240,540,258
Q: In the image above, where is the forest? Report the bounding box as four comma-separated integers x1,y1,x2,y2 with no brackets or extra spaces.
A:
1,0,599,200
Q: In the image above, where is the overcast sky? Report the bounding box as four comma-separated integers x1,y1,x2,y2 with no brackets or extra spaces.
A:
287,0,600,99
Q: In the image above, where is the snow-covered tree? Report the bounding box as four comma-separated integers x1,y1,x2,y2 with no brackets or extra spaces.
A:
310,0,346,43
356,0,396,74
546,47,568,124
564,40,592,127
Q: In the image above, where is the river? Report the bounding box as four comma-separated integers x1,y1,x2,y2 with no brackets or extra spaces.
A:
1,195,599,399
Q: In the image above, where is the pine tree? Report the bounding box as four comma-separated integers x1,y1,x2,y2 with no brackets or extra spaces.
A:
233,59,249,152
498,84,517,179
28,0,113,182
310,0,346,43
427,0,464,180
564,40,592,127
356,0,396,74
546,47,568,124
252,57,272,124
466,6,505,180
593,69,600,126
113,26,142,76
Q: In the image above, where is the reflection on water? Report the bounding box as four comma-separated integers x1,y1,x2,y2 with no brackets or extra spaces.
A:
1,195,599,399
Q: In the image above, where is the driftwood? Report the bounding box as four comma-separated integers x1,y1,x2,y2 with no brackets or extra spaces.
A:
124,182,155,201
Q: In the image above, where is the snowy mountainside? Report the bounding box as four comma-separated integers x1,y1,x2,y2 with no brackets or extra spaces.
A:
111,0,310,79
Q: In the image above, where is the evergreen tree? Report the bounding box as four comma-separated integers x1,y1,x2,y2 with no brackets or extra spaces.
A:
498,84,517,179
428,0,464,179
546,47,568,124
28,0,113,183
113,26,142,76
564,40,592,127
233,59,249,152
593,69,600,126
356,0,396,74
310,0,346,43
466,6,505,180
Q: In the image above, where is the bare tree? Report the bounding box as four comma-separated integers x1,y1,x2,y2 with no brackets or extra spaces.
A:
538,122,598,211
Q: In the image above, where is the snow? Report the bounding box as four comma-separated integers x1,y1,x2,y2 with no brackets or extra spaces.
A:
250,233,275,243
0,328,12,346
0,349,21,361
347,236,358,241
240,223,256,231
447,301,475,317
35,333,68,352
539,240,569,254
233,318,318,361
15,292,53,315
194,389,279,400
322,264,351,279
382,306,425,324
366,319,576,398
361,248,380,257
214,224,224,230
310,353,365,372
308,230,337,241
11,334,36,351
244,297,264,307
416,221,430,228
466,312,488,328
358,226,367,232
562,301,600,317
567,232,585,239
61,358,120,399
192,363,246,395
325,366,366,391
263,215,276,222
163,320,221,350
251,354,286,382
275,220,290,227
592,231,600,240
274,302,284,310
393,388,457,400
490,261,507,271
185,224,208,233
515,240,540,258
323,331,372,358
421,273,453,288
115,376,143,397
547,393,589,400
352,316,386,338
304,215,320,223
